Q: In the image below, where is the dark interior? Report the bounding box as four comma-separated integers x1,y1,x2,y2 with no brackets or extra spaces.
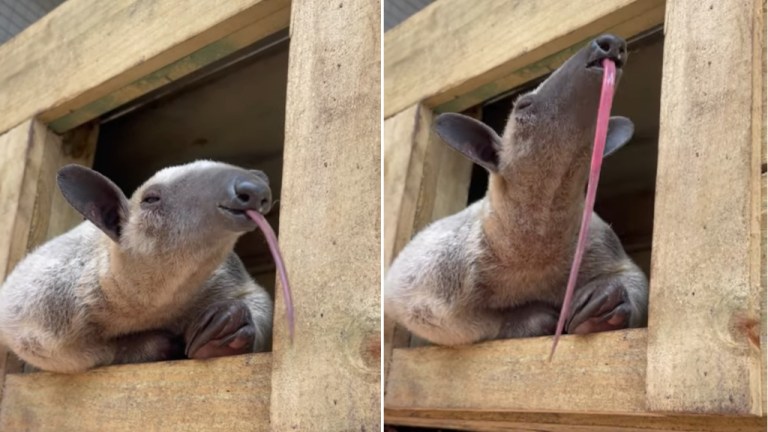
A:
93,32,289,296
471,29,664,276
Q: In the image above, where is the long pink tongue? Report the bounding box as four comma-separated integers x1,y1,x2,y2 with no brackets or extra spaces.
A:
549,58,616,360
246,209,295,342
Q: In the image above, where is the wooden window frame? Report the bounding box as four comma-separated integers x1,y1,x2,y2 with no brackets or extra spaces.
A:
384,0,766,430
0,0,380,430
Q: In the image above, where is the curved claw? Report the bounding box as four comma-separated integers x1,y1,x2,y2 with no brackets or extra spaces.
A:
185,300,255,359
567,280,630,335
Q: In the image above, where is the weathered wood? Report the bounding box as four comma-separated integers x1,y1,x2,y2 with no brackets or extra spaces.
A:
756,0,766,411
0,354,271,431
0,119,93,405
383,103,473,380
646,0,764,415
386,329,647,414
269,0,380,429
0,0,290,135
0,121,48,281
383,104,435,268
384,0,665,118
386,409,767,432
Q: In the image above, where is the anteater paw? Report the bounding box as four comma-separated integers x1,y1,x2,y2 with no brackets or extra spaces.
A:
185,300,255,359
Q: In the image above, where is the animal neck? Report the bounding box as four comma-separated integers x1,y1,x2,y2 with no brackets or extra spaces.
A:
101,236,236,315
482,159,588,264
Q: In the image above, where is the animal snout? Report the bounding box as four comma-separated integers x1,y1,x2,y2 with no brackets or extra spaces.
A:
588,34,627,68
232,179,271,213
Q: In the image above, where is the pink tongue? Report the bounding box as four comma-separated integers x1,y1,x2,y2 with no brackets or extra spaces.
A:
549,58,616,360
246,209,295,342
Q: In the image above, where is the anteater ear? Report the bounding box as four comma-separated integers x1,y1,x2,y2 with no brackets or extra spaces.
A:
604,116,634,158
434,113,502,173
57,164,129,243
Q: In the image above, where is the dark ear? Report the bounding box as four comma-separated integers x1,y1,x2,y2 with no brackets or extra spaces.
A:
604,116,634,158
434,113,502,172
57,164,129,243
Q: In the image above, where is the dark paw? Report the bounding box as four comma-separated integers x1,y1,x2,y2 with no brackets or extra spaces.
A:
185,300,256,359
567,280,631,335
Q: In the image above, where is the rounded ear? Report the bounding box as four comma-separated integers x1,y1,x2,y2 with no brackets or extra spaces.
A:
434,113,502,172
604,116,634,158
57,164,129,243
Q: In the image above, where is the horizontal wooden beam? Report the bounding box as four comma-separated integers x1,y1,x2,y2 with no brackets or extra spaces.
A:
0,0,290,135
386,409,767,432
0,354,271,431
384,0,665,118
385,329,647,415
386,329,767,431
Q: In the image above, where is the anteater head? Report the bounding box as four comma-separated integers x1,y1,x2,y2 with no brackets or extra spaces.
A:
57,160,272,255
434,34,634,181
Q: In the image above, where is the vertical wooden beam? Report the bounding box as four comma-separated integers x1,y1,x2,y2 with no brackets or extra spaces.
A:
382,102,476,381
647,0,765,415
270,0,380,429
382,104,434,385
0,119,96,404
383,104,434,268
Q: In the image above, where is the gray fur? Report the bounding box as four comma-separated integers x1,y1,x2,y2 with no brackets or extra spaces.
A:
0,161,274,373
384,35,648,346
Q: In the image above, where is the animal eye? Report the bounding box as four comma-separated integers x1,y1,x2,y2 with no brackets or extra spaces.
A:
515,96,534,110
142,195,160,204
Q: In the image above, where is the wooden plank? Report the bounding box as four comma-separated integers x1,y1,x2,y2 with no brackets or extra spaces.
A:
0,121,46,282
762,172,766,410
646,0,764,415
0,0,290,135
0,353,271,431
269,0,380,429
386,409,767,432
0,120,50,391
0,119,94,404
755,0,766,411
384,0,665,118
383,103,472,379
385,329,647,414
383,104,435,268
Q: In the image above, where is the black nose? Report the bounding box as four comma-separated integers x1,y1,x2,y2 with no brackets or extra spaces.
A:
233,180,271,213
591,34,626,65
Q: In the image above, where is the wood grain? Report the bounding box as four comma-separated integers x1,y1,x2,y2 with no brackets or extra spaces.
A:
384,0,665,118
383,104,435,268
0,120,93,407
0,354,271,431
269,0,381,429
0,121,51,392
0,0,289,135
646,0,764,415
383,103,474,378
386,329,647,414
386,409,767,432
